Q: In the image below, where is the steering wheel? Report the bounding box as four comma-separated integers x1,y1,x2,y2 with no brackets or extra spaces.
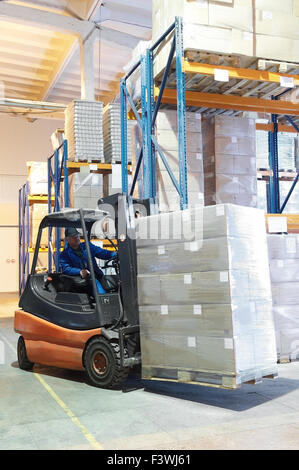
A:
103,254,119,270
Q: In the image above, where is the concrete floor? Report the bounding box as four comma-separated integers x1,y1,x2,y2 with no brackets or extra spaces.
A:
1,294,299,450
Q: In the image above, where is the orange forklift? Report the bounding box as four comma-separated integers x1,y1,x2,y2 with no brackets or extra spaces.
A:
15,194,152,388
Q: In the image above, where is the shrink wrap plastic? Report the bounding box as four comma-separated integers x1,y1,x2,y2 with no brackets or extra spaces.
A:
268,234,299,361
136,204,277,387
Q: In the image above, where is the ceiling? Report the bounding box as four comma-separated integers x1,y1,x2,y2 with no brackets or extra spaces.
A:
0,0,152,111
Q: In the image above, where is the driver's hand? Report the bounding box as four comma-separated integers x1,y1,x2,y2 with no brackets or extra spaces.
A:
80,269,90,279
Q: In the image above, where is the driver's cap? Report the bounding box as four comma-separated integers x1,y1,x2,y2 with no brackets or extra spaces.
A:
65,227,80,238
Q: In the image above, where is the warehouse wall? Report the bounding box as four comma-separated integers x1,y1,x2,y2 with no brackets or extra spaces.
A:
0,115,64,225
0,114,64,292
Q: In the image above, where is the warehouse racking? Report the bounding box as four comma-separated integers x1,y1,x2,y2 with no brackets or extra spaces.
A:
19,17,299,293
19,142,129,290
120,16,299,214
18,182,54,295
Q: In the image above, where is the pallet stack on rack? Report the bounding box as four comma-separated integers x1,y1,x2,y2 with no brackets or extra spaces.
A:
65,100,104,163
202,115,257,208
152,0,299,77
156,109,204,212
136,204,278,389
19,163,54,294
103,103,136,164
27,162,49,249
119,8,299,376
268,233,299,363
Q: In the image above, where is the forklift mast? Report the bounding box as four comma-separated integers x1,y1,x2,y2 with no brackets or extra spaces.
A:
97,193,154,327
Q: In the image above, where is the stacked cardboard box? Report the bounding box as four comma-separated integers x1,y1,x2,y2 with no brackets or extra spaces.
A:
29,203,49,248
203,116,257,207
256,131,297,170
156,109,204,212
68,169,103,210
27,162,48,196
153,1,299,77
136,204,278,388
257,179,268,213
268,234,299,362
29,252,48,274
65,100,104,162
279,181,299,214
103,103,136,163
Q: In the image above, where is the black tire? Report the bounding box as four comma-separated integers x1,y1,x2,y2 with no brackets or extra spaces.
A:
83,337,129,389
17,336,34,371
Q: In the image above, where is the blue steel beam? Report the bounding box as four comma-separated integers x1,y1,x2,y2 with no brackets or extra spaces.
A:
141,53,152,199
25,181,29,282
151,135,181,195
280,171,299,213
18,188,21,295
63,140,69,208
152,36,176,127
268,95,280,213
55,149,61,271
285,115,299,133
48,156,53,273
147,49,156,198
150,22,175,52
175,16,188,210
130,37,176,198
123,87,143,129
280,115,299,213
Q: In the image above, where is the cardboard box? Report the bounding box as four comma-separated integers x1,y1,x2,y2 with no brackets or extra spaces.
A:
137,203,277,386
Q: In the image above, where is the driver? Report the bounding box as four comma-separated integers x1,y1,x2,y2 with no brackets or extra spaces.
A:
59,227,117,294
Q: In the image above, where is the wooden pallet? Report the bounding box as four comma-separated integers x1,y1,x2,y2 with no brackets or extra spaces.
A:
278,355,299,364
142,366,278,390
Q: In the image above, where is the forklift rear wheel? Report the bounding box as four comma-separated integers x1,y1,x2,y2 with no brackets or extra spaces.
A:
17,336,34,371
84,337,129,389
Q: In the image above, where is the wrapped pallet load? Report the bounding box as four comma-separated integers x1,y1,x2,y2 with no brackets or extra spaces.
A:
268,234,299,363
203,116,257,207
103,103,136,164
68,168,103,210
153,1,299,78
65,100,104,162
156,109,204,212
29,203,49,248
27,162,48,196
136,204,278,389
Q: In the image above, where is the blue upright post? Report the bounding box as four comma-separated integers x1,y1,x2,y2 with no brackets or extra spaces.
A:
268,106,280,213
146,49,156,198
120,79,128,194
18,188,21,295
25,181,29,282
141,53,151,199
175,16,188,210
54,149,61,272
63,140,69,208
22,186,26,292
48,156,52,273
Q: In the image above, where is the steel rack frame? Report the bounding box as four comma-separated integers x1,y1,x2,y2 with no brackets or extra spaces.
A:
120,17,188,209
120,16,299,214
47,140,127,271
47,140,69,273
18,182,29,295
18,184,54,295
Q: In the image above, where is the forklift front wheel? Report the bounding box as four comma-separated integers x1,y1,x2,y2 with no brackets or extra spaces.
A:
83,337,129,389
17,336,34,371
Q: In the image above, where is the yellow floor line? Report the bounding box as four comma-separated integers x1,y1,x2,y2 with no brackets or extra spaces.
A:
0,332,103,450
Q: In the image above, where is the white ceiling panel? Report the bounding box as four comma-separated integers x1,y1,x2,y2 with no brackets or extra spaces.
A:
0,0,152,111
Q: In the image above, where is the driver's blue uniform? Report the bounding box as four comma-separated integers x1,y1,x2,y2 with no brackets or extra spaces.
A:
59,242,116,294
